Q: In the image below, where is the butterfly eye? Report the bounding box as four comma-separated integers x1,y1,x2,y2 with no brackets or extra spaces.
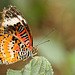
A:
34,47,38,51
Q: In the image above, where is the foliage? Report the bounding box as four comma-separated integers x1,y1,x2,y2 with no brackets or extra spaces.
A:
7,56,54,75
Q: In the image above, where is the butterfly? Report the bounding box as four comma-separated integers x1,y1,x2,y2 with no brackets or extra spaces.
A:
0,5,38,64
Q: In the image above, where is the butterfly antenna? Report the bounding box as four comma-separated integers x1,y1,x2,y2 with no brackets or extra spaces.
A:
35,28,55,47
36,40,50,47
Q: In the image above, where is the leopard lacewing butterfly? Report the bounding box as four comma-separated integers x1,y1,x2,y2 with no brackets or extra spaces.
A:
0,5,38,64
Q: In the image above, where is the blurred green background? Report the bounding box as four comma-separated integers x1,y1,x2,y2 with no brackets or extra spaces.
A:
0,0,75,75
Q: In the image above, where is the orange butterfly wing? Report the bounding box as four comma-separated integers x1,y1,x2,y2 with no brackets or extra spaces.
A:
0,5,33,64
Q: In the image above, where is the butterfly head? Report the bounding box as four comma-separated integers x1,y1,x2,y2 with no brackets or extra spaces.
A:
33,46,38,50
32,46,38,54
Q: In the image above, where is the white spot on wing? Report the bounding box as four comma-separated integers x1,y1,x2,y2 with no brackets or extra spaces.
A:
2,16,27,27
2,17,21,27
17,15,23,20
17,15,27,24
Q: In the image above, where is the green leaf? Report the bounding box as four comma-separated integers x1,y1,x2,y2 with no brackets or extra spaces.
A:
7,56,54,75
7,69,22,75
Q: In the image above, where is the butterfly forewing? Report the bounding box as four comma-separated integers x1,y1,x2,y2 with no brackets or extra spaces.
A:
2,5,33,48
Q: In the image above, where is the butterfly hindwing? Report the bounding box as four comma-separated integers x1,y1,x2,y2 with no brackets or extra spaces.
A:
0,28,32,64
